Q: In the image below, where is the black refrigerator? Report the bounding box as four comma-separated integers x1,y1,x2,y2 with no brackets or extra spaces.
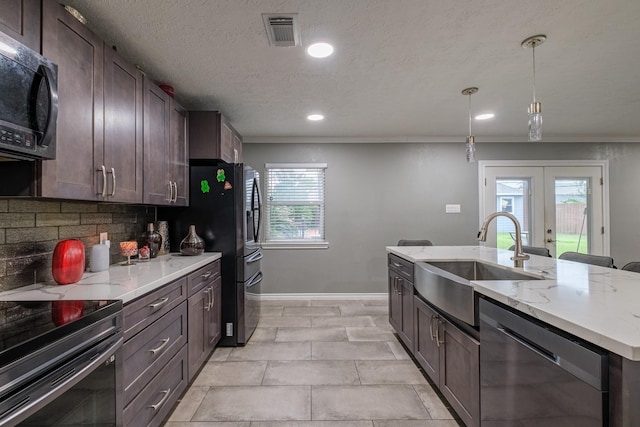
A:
160,161,263,346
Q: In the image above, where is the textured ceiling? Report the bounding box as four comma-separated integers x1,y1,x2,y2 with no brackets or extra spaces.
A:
61,0,640,143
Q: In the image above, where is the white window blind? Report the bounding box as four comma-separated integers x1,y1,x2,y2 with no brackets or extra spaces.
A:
264,163,327,247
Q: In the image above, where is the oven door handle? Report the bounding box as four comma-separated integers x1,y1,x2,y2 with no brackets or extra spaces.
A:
0,335,123,427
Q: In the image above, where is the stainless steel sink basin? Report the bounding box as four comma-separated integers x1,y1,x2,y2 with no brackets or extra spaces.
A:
414,261,543,327
424,261,543,281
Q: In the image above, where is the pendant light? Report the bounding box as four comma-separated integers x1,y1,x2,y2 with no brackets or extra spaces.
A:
461,87,478,162
522,34,546,142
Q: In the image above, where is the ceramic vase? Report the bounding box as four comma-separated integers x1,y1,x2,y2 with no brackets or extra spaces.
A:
180,225,204,256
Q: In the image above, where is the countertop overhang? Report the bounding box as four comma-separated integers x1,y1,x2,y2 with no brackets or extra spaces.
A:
0,253,222,304
388,245,640,361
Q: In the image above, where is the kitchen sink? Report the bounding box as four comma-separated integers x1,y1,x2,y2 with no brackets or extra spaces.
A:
414,261,543,327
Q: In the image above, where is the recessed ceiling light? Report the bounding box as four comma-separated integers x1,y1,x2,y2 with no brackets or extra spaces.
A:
306,42,334,58
307,114,324,121
475,113,495,121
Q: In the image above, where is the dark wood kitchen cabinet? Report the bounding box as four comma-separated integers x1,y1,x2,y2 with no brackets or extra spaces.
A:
388,254,414,351
0,0,41,51
414,296,480,427
39,2,143,202
123,277,188,427
187,259,222,381
189,111,243,163
39,0,104,200
143,78,188,206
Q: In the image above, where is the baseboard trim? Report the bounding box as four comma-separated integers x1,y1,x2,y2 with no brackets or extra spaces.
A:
260,293,387,301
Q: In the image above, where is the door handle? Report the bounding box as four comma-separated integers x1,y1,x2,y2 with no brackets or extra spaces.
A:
149,297,169,310
149,389,171,411
166,181,173,202
171,181,178,203
148,338,170,355
109,167,116,196
97,165,107,197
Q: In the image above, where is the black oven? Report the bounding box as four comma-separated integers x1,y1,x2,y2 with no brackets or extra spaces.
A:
0,300,123,426
0,30,58,160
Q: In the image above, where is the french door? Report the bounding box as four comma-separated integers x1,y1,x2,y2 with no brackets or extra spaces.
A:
480,162,608,257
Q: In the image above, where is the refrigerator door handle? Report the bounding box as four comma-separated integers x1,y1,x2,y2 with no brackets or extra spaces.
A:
252,178,262,242
247,250,263,263
246,271,263,289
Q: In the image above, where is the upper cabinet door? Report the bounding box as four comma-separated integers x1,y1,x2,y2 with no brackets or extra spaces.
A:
143,78,171,205
169,100,189,206
40,1,104,200
103,47,143,203
0,0,41,52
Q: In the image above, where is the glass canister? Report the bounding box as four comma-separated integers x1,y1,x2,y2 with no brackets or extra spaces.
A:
139,223,162,258
180,225,205,256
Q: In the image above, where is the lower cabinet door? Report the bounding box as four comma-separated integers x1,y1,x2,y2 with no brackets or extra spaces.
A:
413,296,440,384
207,277,222,349
188,286,209,382
439,319,480,427
388,271,402,332
124,345,188,427
399,278,414,351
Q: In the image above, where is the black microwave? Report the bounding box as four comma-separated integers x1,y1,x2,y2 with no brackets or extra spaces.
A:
0,30,58,160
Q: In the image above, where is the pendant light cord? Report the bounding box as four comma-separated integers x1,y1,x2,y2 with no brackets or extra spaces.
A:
532,44,537,103
468,93,472,136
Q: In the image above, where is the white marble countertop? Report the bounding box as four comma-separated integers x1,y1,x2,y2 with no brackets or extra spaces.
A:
0,253,221,304
388,245,640,361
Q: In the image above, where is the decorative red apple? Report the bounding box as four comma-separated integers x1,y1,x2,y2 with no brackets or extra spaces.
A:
52,239,86,285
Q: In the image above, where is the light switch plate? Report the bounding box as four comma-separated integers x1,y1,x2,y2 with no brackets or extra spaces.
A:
445,204,461,213
99,232,108,243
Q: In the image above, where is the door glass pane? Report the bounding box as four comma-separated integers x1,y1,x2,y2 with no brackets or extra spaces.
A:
555,178,589,256
495,179,531,249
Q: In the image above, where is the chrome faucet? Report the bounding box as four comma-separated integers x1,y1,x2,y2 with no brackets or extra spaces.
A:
478,212,530,268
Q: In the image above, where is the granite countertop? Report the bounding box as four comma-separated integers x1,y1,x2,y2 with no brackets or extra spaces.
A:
387,245,640,361
0,253,222,304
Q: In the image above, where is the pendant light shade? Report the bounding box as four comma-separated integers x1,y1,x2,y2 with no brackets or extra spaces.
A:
522,35,546,142
462,87,478,162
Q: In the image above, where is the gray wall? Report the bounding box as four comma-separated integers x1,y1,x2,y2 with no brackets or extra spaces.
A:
244,142,640,295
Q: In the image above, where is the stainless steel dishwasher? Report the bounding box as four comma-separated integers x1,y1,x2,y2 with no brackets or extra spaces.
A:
479,298,608,427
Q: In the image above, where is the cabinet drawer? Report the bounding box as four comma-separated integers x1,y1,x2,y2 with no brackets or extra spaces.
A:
187,259,221,296
123,277,187,340
389,254,414,282
124,344,188,427
123,301,187,404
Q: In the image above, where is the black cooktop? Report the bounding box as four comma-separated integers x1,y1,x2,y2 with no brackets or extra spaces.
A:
0,300,122,365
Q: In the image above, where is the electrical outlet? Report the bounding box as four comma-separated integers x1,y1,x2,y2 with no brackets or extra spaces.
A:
99,232,108,243
226,323,233,336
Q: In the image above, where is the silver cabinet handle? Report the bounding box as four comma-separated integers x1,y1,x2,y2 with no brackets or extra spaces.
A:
166,181,173,202
148,338,170,355
209,286,214,308
110,167,116,196
97,165,107,196
435,319,445,347
149,297,169,310
204,288,211,312
149,388,171,411
172,181,178,203
397,278,403,295
201,271,212,280
429,315,438,341
392,262,403,268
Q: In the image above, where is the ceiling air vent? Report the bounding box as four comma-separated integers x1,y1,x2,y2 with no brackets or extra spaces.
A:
262,13,300,47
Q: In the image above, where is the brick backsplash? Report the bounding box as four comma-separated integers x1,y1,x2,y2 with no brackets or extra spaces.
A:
0,199,155,292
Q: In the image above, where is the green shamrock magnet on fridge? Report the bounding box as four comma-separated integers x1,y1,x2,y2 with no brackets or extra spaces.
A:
200,179,210,193
216,169,226,182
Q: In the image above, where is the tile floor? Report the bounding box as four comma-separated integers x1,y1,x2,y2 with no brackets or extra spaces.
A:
165,298,463,427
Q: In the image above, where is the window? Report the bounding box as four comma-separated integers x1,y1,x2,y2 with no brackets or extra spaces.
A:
263,163,328,248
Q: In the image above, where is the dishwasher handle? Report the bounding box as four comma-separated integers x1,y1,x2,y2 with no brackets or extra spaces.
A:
497,325,558,364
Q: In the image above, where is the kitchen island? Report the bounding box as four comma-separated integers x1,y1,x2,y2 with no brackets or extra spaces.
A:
387,245,640,427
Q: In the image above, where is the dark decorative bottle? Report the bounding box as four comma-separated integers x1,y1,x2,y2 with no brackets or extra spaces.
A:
139,223,162,258
180,225,205,256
